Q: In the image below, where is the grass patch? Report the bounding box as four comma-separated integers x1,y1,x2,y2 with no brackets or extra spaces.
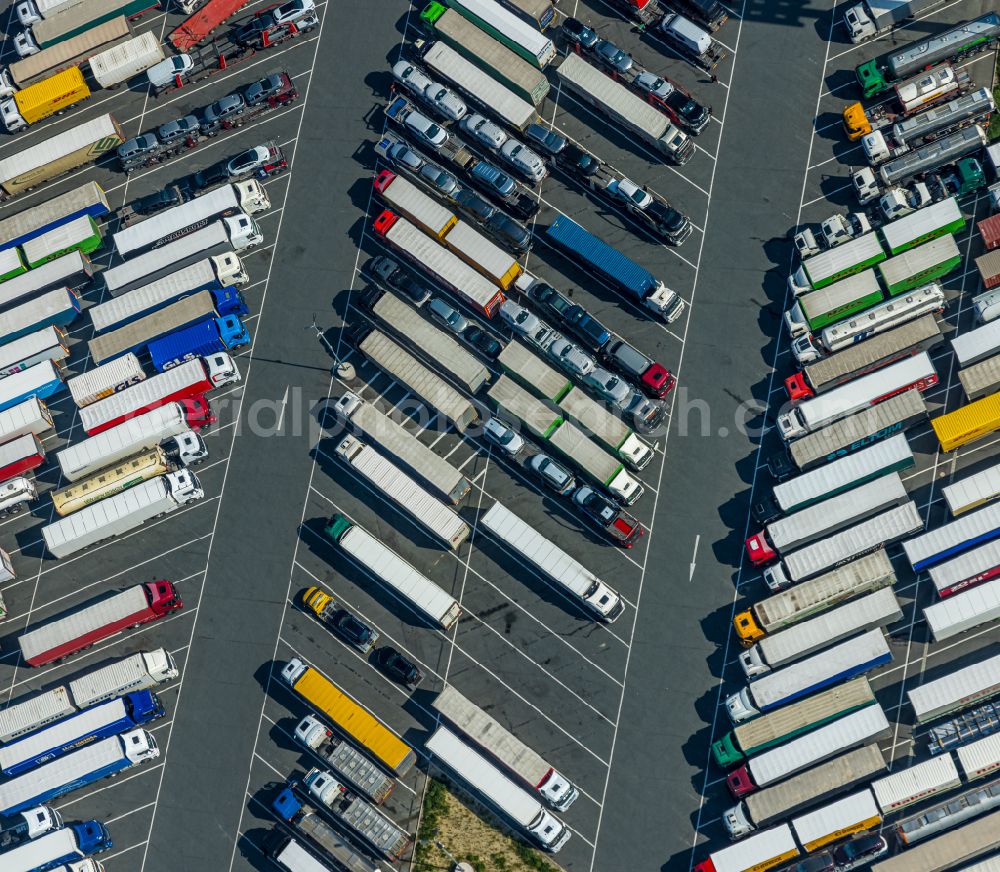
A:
414,778,562,872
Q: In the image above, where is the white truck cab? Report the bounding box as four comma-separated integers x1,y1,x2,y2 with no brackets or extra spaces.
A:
739,645,771,679
791,334,823,365
203,352,241,388
166,430,209,466
222,213,263,250
787,265,812,297
141,648,180,683
122,728,160,763
843,3,876,42
234,179,270,214
13,29,39,57
210,252,249,287
862,129,900,164
725,687,758,723
0,476,36,516
878,183,931,221
723,802,755,838
0,69,16,99
164,469,205,504
18,804,62,838
852,166,881,204
776,407,808,442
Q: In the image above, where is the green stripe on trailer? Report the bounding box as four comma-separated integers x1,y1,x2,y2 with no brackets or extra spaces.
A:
802,233,886,289
22,216,102,268
486,375,564,439
0,248,27,283
799,270,883,332
881,198,965,255
878,235,961,295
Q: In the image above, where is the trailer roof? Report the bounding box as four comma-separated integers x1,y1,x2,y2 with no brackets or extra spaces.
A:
908,652,1000,723
0,114,119,184
497,342,571,402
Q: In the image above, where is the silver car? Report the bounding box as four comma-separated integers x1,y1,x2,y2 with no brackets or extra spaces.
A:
427,297,468,334
500,140,546,183
461,114,508,150
528,454,576,495
424,83,467,121
499,300,541,336
483,416,524,456
584,367,632,407
546,337,595,376
392,60,432,97
404,110,449,149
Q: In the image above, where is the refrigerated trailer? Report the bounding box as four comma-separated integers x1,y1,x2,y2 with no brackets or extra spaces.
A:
21,215,101,267
67,354,144,407
0,360,63,413
784,270,883,338
0,325,70,377
953,319,1000,368
929,539,1000,597
440,0,555,68
872,754,962,813
0,397,54,442
924,578,1000,642
908,651,1000,723
7,19,131,89
479,501,624,622
960,354,1000,401
0,249,91,310
790,790,882,853
0,287,81,345
904,501,1000,572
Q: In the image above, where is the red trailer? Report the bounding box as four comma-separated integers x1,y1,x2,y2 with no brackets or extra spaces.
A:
0,434,45,482
18,581,182,667
977,250,1000,290
79,354,239,435
170,0,250,51
980,214,1000,252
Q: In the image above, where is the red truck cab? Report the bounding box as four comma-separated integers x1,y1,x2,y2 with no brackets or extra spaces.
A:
642,363,676,398
181,397,216,429
785,372,814,401
745,532,777,566
726,763,756,797
148,580,184,614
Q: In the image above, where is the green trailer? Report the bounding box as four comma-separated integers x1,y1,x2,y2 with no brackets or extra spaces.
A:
0,248,28,283
880,198,965,256
793,270,884,333
801,232,886,291
878,234,961,296
21,215,101,268
32,0,160,50
421,3,550,106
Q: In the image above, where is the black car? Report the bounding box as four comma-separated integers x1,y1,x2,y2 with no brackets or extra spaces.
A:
646,200,688,238
555,143,601,178
784,855,834,872
374,647,423,687
174,162,229,199
486,212,532,253
129,186,182,216
561,16,598,49
367,255,431,305
529,283,573,322
831,835,888,870
665,89,710,130
564,305,611,351
331,609,379,653
464,325,502,359
523,123,566,156
453,187,496,222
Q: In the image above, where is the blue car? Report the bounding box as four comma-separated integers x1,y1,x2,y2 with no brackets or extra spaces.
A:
564,305,611,351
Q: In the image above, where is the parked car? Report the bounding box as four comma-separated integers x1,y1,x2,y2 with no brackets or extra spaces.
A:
428,298,468,334
634,72,710,131
117,133,160,167
225,142,286,178
603,338,676,398
594,39,633,73
483,416,524,456
564,306,611,351
831,835,888,871
499,300,541,336
556,143,602,178
546,336,595,377
460,113,507,150
529,283,573,323
379,135,424,172
453,187,496,222
392,60,433,96
373,647,423,687
244,71,297,106
424,83,466,121
404,109,449,149
201,93,245,130
573,485,643,547
147,55,194,90
128,186,182,217
156,115,199,145
270,0,316,26
367,256,431,305
464,326,502,359
584,366,631,406
419,163,459,196
331,609,379,653
500,140,546,183
561,17,598,49
486,212,532,253
174,163,229,199
524,123,567,156
527,454,576,495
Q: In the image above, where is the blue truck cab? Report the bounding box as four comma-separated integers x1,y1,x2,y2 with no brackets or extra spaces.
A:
70,819,113,854
148,316,250,372
272,785,303,821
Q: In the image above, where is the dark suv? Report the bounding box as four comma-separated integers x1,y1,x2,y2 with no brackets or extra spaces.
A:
128,186,183,217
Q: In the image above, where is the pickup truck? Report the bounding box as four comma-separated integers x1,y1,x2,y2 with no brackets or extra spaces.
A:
572,485,643,547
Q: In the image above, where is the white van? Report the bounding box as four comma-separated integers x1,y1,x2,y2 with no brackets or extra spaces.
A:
660,13,712,57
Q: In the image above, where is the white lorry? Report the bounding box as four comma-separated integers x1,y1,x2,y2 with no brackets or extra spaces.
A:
908,652,1000,724
432,684,578,810
67,354,145,407
334,435,470,551
113,181,269,257
924,577,1000,643
293,716,396,805
844,0,945,43
479,501,624,622
88,32,164,89
42,470,204,558
0,396,53,442
68,648,179,708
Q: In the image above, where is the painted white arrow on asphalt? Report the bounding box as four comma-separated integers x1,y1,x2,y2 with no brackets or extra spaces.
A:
689,534,700,582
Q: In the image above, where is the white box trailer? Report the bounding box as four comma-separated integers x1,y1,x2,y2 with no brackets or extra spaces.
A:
953,319,1000,367
88,32,164,89
775,433,914,512
0,687,73,743
929,540,1000,598
790,790,881,853
0,249,90,310
0,397,53,441
113,181,269,257
957,732,1000,781
424,726,571,852
325,516,462,630
904,502,1000,573
724,745,887,838
420,42,536,131
944,462,1000,516
333,393,470,504
872,754,961,812
334,435,470,551
41,469,203,558
909,652,1000,723
0,181,107,251
358,329,478,432
67,353,144,407
740,588,902,678
68,648,179,708
20,215,97,267
764,502,923,591
57,401,203,481
479,501,623,622
924,577,1000,642
696,825,799,872
432,685,578,810
368,292,489,394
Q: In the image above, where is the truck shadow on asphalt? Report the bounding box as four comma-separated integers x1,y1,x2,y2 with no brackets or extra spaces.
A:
235,826,280,872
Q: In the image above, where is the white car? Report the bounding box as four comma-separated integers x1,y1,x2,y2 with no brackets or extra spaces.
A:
608,178,653,210
392,61,433,97
635,71,675,100
424,83,466,121
500,140,546,183
584,367,632,407
483,416,524,456
546,337,595,376
499,300,541,336
461,114,508,150
404,110,449,149
271,0,316,26
147,55,195,90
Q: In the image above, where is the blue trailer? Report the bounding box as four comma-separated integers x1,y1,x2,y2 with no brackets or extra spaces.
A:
0,729,159,815
543,216,686,322
0,805,63,850
904,502,1000,572
0,288,81,345
90,283,248,333
0,183,109,254
147,317,249,372
0,361,64,414
0,691,164,777
4,820,111,872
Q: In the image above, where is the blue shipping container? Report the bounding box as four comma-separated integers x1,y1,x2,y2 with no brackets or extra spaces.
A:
148,316,250,372
0,361,64,414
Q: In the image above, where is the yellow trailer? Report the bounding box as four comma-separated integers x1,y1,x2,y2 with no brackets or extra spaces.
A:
932,392,1000,452
2,67,90,133
51,446,173,516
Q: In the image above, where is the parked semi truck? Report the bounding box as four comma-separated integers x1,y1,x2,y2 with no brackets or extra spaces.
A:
908,651,1000,723
877,234,961,295
293,716,395,804
18,581,182,665
734,551,896,647
924,578,1000,643
712,677,877,769
724,744,887,838
0,249,91,310
544,214,684,320
323,515,462,630
0,326,69,378
41,471,204,558
0,804,63,849
334,435,470,551
479,501,624,621
0,360,64,413
726,629,893,723
904,501,1000,572
0,113,122,198
0,181,108,251
930,539,1000,598
425,726,571,852
789,233,885,297
555,53,693,164
281,658,416,777
0,397,53,442
693,824,799,872
67,355,144,407
432,684,578,810
844,0,944,43
0,728,159,815
0,288,82,346
0,66,89,133
79,354,238,435
21,215,101,267
1,821,112,870
5,18,131,89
